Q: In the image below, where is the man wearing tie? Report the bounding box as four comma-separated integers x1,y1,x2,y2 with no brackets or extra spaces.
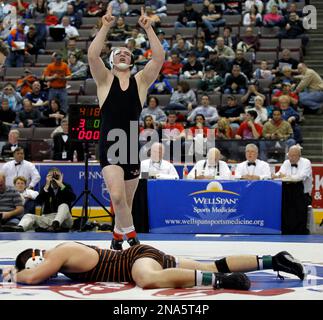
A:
274,145,313,206
235,143,271,180
187,147,231,180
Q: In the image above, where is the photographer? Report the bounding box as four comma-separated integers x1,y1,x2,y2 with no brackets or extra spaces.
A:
4,168,76,232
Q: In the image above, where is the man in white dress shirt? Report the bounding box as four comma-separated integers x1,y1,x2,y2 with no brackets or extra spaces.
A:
187,147,231,180
273,145,313,205
2,147,41,189
140,143,179,179
235,143,271,180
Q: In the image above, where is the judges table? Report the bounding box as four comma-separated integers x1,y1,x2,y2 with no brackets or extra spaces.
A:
132,179,308,235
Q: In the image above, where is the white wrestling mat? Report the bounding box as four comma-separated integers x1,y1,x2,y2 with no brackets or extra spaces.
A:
0,235,322,300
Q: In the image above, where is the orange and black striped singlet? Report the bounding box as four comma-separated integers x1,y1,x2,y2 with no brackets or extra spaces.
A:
62,244,176,283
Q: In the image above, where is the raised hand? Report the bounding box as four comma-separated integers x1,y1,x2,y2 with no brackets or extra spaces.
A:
138,7,152,30
102,5,115,28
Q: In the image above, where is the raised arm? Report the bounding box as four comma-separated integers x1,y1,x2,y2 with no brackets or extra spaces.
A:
88,6,115,85
137,7,165,87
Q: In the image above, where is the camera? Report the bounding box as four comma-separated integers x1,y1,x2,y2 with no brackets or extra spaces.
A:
52,173,60,180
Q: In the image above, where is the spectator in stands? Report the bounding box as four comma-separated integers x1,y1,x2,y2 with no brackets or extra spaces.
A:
6,20,27,67
229,49,253,79
0,83,23,113
295,63,323,114
14,176,39,215
272,49,299,76
204,50,228,78
187,95,219,127
139,96,167,127
56,16,79,39
201,2,226,35
238,26,260,52
140,142,179,179
99,42,112,68
222,26,239,51
223,65,248,94
266,0,287,15
0,99,16,138
224,0,243,15
162,111,185,142
175,1,201,29
5,167,76,232
262,107,296,150
245,95,268,125
40,99,66,127
85,0,104,17
60,38,84,63
279,95,302,144
29,0,48,42
214,117,234,139
198,65,224,92
0,172,24,228
156,30,170,53
244,0,264,14
66,4,82,29
70,0,87,16
127,27,147,49
11,0,30,17
149,72,173,95
241,80,266,109
180,51,204,81
235,109,262,140
214,37,236,61
2,146,41,188
48,0,68,18
285,2,303,19
25,24,45,57
16,69,37,98
1,129,25,159
217,95,245,131
43,53,72,113
253,60,274,80
272,80,299,109
125,38,145,64
144,0,167,18
108,16,132,41
192,38,209,63
187,114,212,138
139,115,158,150
16,98,41,128
108,0,129,17
187,147,231,180
165,80,197,111
53,117,84,161
235,143,271,180
25,81,49,110
271,65,297,92
278,11,309,49
243,4,263,26
263,4,284,27
273,145,313,209
0,39,9,66
171,37,192,62
68,53,88,80
161,52,183,79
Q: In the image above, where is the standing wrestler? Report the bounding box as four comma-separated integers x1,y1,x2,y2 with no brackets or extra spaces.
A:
88,7,165,250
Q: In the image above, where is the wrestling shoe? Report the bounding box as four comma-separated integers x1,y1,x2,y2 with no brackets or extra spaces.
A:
110,238,124,250
272,251,305,280
213,272,251,291
127,236,140,247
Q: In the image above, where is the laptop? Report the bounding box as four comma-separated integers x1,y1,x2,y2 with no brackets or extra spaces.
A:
49,27,66,41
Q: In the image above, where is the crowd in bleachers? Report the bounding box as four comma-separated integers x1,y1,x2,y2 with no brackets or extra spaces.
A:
0,0,322,163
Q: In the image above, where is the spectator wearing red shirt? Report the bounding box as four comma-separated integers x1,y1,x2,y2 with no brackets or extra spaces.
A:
235,110,262,140
271,81,299,109
161,52,183,79
12,0,30,17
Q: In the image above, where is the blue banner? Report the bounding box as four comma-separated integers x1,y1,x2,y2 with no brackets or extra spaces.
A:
148,180,282,234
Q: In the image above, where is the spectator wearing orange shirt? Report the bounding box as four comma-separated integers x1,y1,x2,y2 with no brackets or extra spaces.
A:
43,53,72,112
16,69,37,97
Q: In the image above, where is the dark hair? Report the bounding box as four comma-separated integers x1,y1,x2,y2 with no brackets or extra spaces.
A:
195,114,205,121
224,26,232,32
48,167,62,174
143,115,154,129
178,81,190,93
15,248,39,271
247,110,258,119
13,147,24,154
147,96,159,106
272,107,282,114
50,99,61,109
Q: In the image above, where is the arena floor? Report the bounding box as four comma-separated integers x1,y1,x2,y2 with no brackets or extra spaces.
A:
0,233,322,301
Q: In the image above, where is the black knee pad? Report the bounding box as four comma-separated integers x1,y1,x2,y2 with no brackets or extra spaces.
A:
215,258,230,273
